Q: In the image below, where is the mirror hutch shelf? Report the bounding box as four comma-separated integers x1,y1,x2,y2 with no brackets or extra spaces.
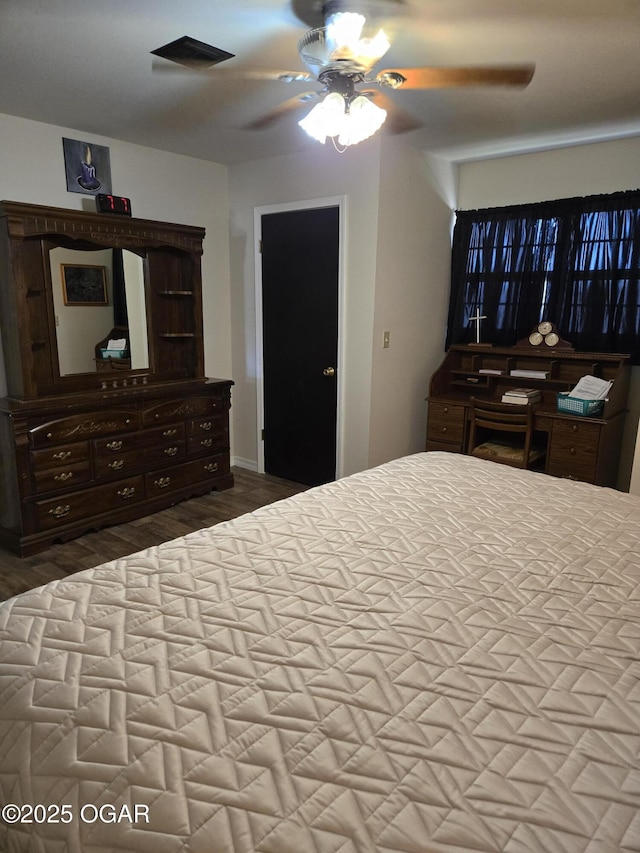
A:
0,201,233,556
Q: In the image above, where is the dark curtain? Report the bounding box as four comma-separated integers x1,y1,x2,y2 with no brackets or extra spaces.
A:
551,198,640,356
447,206,561,348
112,249,129,328
446,190,640,362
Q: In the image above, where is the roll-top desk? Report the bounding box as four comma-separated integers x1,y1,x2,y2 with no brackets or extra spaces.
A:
0,201,233,555
426,345,630,487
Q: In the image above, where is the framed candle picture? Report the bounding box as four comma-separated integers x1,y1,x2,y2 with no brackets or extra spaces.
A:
61,264,108,306
62,137,112,196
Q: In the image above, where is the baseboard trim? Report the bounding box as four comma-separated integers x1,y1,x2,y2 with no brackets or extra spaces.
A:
232,457,259,472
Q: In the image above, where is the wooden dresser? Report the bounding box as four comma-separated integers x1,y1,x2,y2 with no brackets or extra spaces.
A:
426,345,630,487
0,201,233,555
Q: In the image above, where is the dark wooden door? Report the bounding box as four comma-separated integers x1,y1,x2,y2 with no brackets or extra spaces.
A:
261,206,339,486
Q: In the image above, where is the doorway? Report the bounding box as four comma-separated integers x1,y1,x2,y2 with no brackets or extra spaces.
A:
256,199,344,486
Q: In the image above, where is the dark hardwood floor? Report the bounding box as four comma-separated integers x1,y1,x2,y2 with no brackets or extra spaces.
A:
0,468,308,602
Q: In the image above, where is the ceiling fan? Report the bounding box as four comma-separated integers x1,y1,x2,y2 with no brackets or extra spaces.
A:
152,0,535,150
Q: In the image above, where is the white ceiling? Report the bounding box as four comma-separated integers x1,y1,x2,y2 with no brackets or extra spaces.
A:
2,0,640,166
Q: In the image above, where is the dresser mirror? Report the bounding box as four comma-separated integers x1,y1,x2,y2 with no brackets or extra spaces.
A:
0,201,205,400
0,201,232,556
49,246,149,376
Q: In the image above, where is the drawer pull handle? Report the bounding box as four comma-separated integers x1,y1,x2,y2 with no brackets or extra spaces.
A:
48,504,70,519
164,446,179,457
200,438,213,448
117,487,136,500
572,424,578,432
54,472,73,482
200,422,213,431
52,451,71,461
106,440,123,451
163,428,178,437
442,426,447,432
204,463,219,473
154,476,171,489
109,460,124,470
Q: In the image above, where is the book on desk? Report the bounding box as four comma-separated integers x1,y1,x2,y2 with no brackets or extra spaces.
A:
501,388,542,405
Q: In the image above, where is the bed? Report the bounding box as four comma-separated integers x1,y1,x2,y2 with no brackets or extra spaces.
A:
0,452,639,852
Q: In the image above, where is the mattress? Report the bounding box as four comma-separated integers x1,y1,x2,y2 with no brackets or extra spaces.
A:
0,451,639,852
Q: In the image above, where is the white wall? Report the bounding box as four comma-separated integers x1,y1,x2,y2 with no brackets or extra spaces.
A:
228,139,458,477
0,112,232,408
50,247,114,375
458,137,640,208
368,141,455,467
458,136,640,489
228,141,383,477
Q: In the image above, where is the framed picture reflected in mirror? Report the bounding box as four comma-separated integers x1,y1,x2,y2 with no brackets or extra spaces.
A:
61,264,108,306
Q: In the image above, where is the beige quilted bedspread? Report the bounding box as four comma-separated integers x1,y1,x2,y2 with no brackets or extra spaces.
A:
1,452,639,852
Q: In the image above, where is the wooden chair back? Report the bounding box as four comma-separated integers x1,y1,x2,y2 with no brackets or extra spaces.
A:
468,398,541,469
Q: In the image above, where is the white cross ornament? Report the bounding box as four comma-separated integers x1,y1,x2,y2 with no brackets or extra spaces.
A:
469,309,487,344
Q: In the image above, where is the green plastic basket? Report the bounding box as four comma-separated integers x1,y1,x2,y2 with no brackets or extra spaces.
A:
557,392,605,417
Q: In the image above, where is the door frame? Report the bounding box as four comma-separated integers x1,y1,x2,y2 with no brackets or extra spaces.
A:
254,195,347,478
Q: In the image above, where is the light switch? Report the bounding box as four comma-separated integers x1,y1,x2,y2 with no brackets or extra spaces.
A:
383,330,390,348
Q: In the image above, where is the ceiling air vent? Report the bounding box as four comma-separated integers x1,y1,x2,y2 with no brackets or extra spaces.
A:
151,36,235,69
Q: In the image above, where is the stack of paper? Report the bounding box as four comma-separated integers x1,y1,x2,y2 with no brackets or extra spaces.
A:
568,375,612,400
107,338,127,350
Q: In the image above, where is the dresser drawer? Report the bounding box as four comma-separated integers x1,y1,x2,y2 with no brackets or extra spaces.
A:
29,411,137,448
31,441,89,470
145,453,230,498
426,440,463,454
141,396,224,427
33,462,92,495
548,420,600,467
187,414,224,434
145,441,186,466
94,441,186,479
186,415,228,455
546,461,597,483
547,419,600,482
427,402,466,445
93,422,185,456
34,476,144,531
187,434,226,456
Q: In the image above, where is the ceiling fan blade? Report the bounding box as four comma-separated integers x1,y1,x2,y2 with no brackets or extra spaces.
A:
376,65,535,89
361,90,421,134
245,92,320,130
152,60,314,84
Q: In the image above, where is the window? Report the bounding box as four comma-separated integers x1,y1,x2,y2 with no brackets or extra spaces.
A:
446,190,640,362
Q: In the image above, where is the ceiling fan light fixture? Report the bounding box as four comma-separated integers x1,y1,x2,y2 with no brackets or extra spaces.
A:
298,13,390,76
299,91,387,148
326,12,390,66
298,91,346,143
339,95,387,146
326,12,367,51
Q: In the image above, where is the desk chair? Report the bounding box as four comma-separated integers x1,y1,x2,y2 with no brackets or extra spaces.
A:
467,398,546,470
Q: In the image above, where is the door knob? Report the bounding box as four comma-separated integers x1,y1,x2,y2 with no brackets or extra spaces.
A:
323,366,335,377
